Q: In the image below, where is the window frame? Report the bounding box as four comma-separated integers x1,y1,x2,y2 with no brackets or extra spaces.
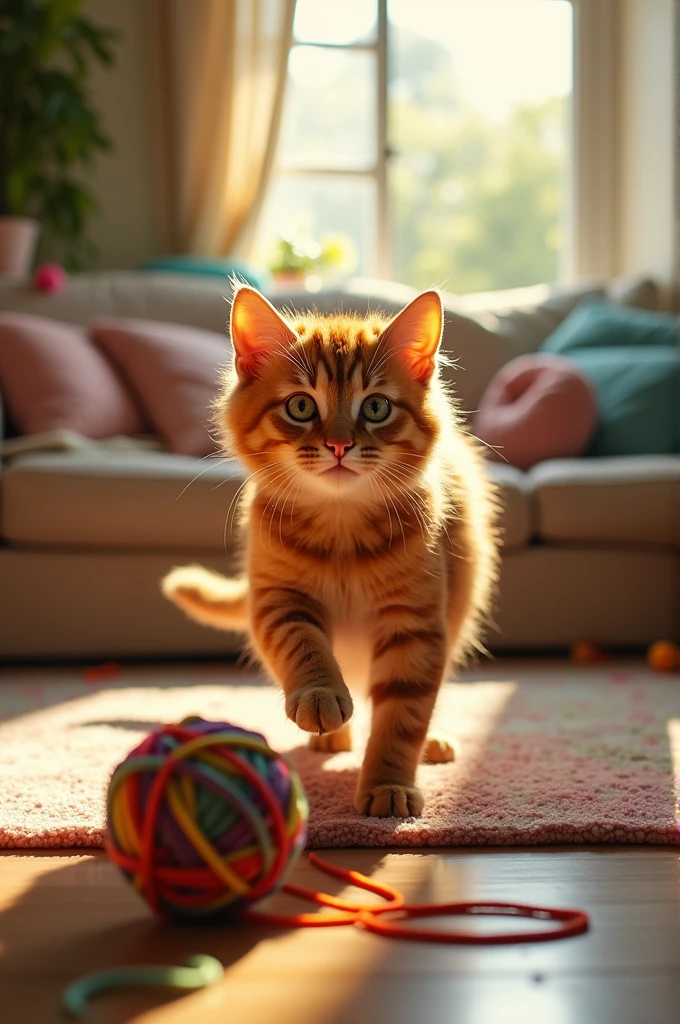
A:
569,0,617,281
274,1,390,278
272,0,619,289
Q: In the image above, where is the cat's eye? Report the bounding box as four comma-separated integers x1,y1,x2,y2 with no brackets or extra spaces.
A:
361,394,391,423
286,393,318,422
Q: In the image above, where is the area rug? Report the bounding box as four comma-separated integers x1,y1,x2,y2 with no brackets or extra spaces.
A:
0,663,678,848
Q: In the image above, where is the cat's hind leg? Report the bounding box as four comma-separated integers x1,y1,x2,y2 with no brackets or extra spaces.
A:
422,736,457,763
309,722,353,753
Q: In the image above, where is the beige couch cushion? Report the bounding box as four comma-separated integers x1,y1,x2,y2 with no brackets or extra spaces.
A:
529,456,680,547
1,446,533,555
1,449,242,552
486,462,533,551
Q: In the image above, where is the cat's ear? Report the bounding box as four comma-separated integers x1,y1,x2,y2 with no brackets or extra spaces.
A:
230,285,297,379
380,290,443,382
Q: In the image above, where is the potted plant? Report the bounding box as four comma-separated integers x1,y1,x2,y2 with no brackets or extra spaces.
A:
0,0,118,276
268,231,356,289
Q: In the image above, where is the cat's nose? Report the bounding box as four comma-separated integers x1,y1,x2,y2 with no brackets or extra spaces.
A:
326,438,355,459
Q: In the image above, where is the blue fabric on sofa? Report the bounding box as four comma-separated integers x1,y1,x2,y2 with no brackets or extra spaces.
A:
541,302,680,455
140,255,268,291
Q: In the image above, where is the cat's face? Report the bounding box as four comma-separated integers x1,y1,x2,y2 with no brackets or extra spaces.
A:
218,287,445,503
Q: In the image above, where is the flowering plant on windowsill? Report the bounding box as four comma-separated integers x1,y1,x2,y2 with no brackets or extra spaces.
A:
268,232,356,291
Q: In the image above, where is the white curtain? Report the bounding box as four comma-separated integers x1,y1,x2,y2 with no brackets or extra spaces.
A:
152,0,296,256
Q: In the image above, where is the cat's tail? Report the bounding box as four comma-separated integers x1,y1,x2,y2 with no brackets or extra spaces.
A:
161,566,249,632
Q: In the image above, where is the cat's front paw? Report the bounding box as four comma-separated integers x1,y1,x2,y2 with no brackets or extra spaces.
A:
286,683,353,734
355,783,424,818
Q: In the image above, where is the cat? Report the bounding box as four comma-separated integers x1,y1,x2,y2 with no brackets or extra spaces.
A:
162,285,500,818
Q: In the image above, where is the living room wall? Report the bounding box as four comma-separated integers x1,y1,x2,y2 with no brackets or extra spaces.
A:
83,0,157,269
615,0,676,293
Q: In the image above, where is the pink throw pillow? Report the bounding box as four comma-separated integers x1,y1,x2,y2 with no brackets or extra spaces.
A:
473,354,597,470
0,313,145,438
90,318,230,457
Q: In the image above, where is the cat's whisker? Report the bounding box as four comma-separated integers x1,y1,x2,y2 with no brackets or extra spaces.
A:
174,454,238,501
384,487,407,551
368,348,395,378
376,472,440,576
385,483,430,535
277,475,301,547
366,327,390,378
226,463,288,539
387,449,430,459
289,474,305,527
270,339,312,381
259,469,296,545
224,465,282,549
376,461,433,520
267,477,296,550
293,339,314,378
460,429,510,464
375,466,430,540
252,337,309,381
269,473,298,550
383,459,430,486
384,467,436,517
368,474,394,549
366,347,396,381
257,466,294,518
372,469,407,550
174,449,278,505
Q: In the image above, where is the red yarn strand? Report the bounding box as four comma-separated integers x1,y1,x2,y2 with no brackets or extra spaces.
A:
245,853,589,944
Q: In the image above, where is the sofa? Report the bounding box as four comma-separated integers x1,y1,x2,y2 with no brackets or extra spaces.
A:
0,271,678,660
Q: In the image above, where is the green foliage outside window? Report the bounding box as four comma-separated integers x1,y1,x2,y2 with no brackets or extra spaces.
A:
388,25,567,293
390,95,566,293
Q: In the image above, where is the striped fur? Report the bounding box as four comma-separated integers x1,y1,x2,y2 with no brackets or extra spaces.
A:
163,287,500,817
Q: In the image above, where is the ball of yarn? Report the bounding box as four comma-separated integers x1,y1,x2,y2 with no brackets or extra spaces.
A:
106,717,308,920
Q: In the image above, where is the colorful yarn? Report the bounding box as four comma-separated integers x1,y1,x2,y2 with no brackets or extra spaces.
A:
105,717,308,920
62,955,224,1018
248,852,590,943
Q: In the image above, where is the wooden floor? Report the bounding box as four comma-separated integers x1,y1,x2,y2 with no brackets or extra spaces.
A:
1,845,678,1024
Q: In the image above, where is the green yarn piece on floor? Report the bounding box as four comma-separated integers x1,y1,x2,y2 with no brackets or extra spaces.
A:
62,955,224,1017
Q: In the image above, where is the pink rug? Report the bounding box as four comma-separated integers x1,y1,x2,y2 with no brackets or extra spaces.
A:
0,662,678,848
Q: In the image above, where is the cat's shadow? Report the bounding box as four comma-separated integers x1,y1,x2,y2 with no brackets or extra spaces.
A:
285,744,364,819
76,718,162,731
285,743,360,774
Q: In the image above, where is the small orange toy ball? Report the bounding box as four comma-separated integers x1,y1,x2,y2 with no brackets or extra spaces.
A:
569,641,606,664
646,640,680,673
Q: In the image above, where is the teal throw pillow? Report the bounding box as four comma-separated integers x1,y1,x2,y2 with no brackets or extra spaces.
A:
542,300,679,354
540,301,680,455
556,347,680,456
140,255,268,291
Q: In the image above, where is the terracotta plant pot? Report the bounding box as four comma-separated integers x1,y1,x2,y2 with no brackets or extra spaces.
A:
0,216,40,277
272,270,307,288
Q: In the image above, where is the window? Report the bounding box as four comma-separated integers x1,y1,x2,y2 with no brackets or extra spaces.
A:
255,0,573,295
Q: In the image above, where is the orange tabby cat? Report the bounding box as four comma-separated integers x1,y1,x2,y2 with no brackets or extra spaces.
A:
162,285,499,817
